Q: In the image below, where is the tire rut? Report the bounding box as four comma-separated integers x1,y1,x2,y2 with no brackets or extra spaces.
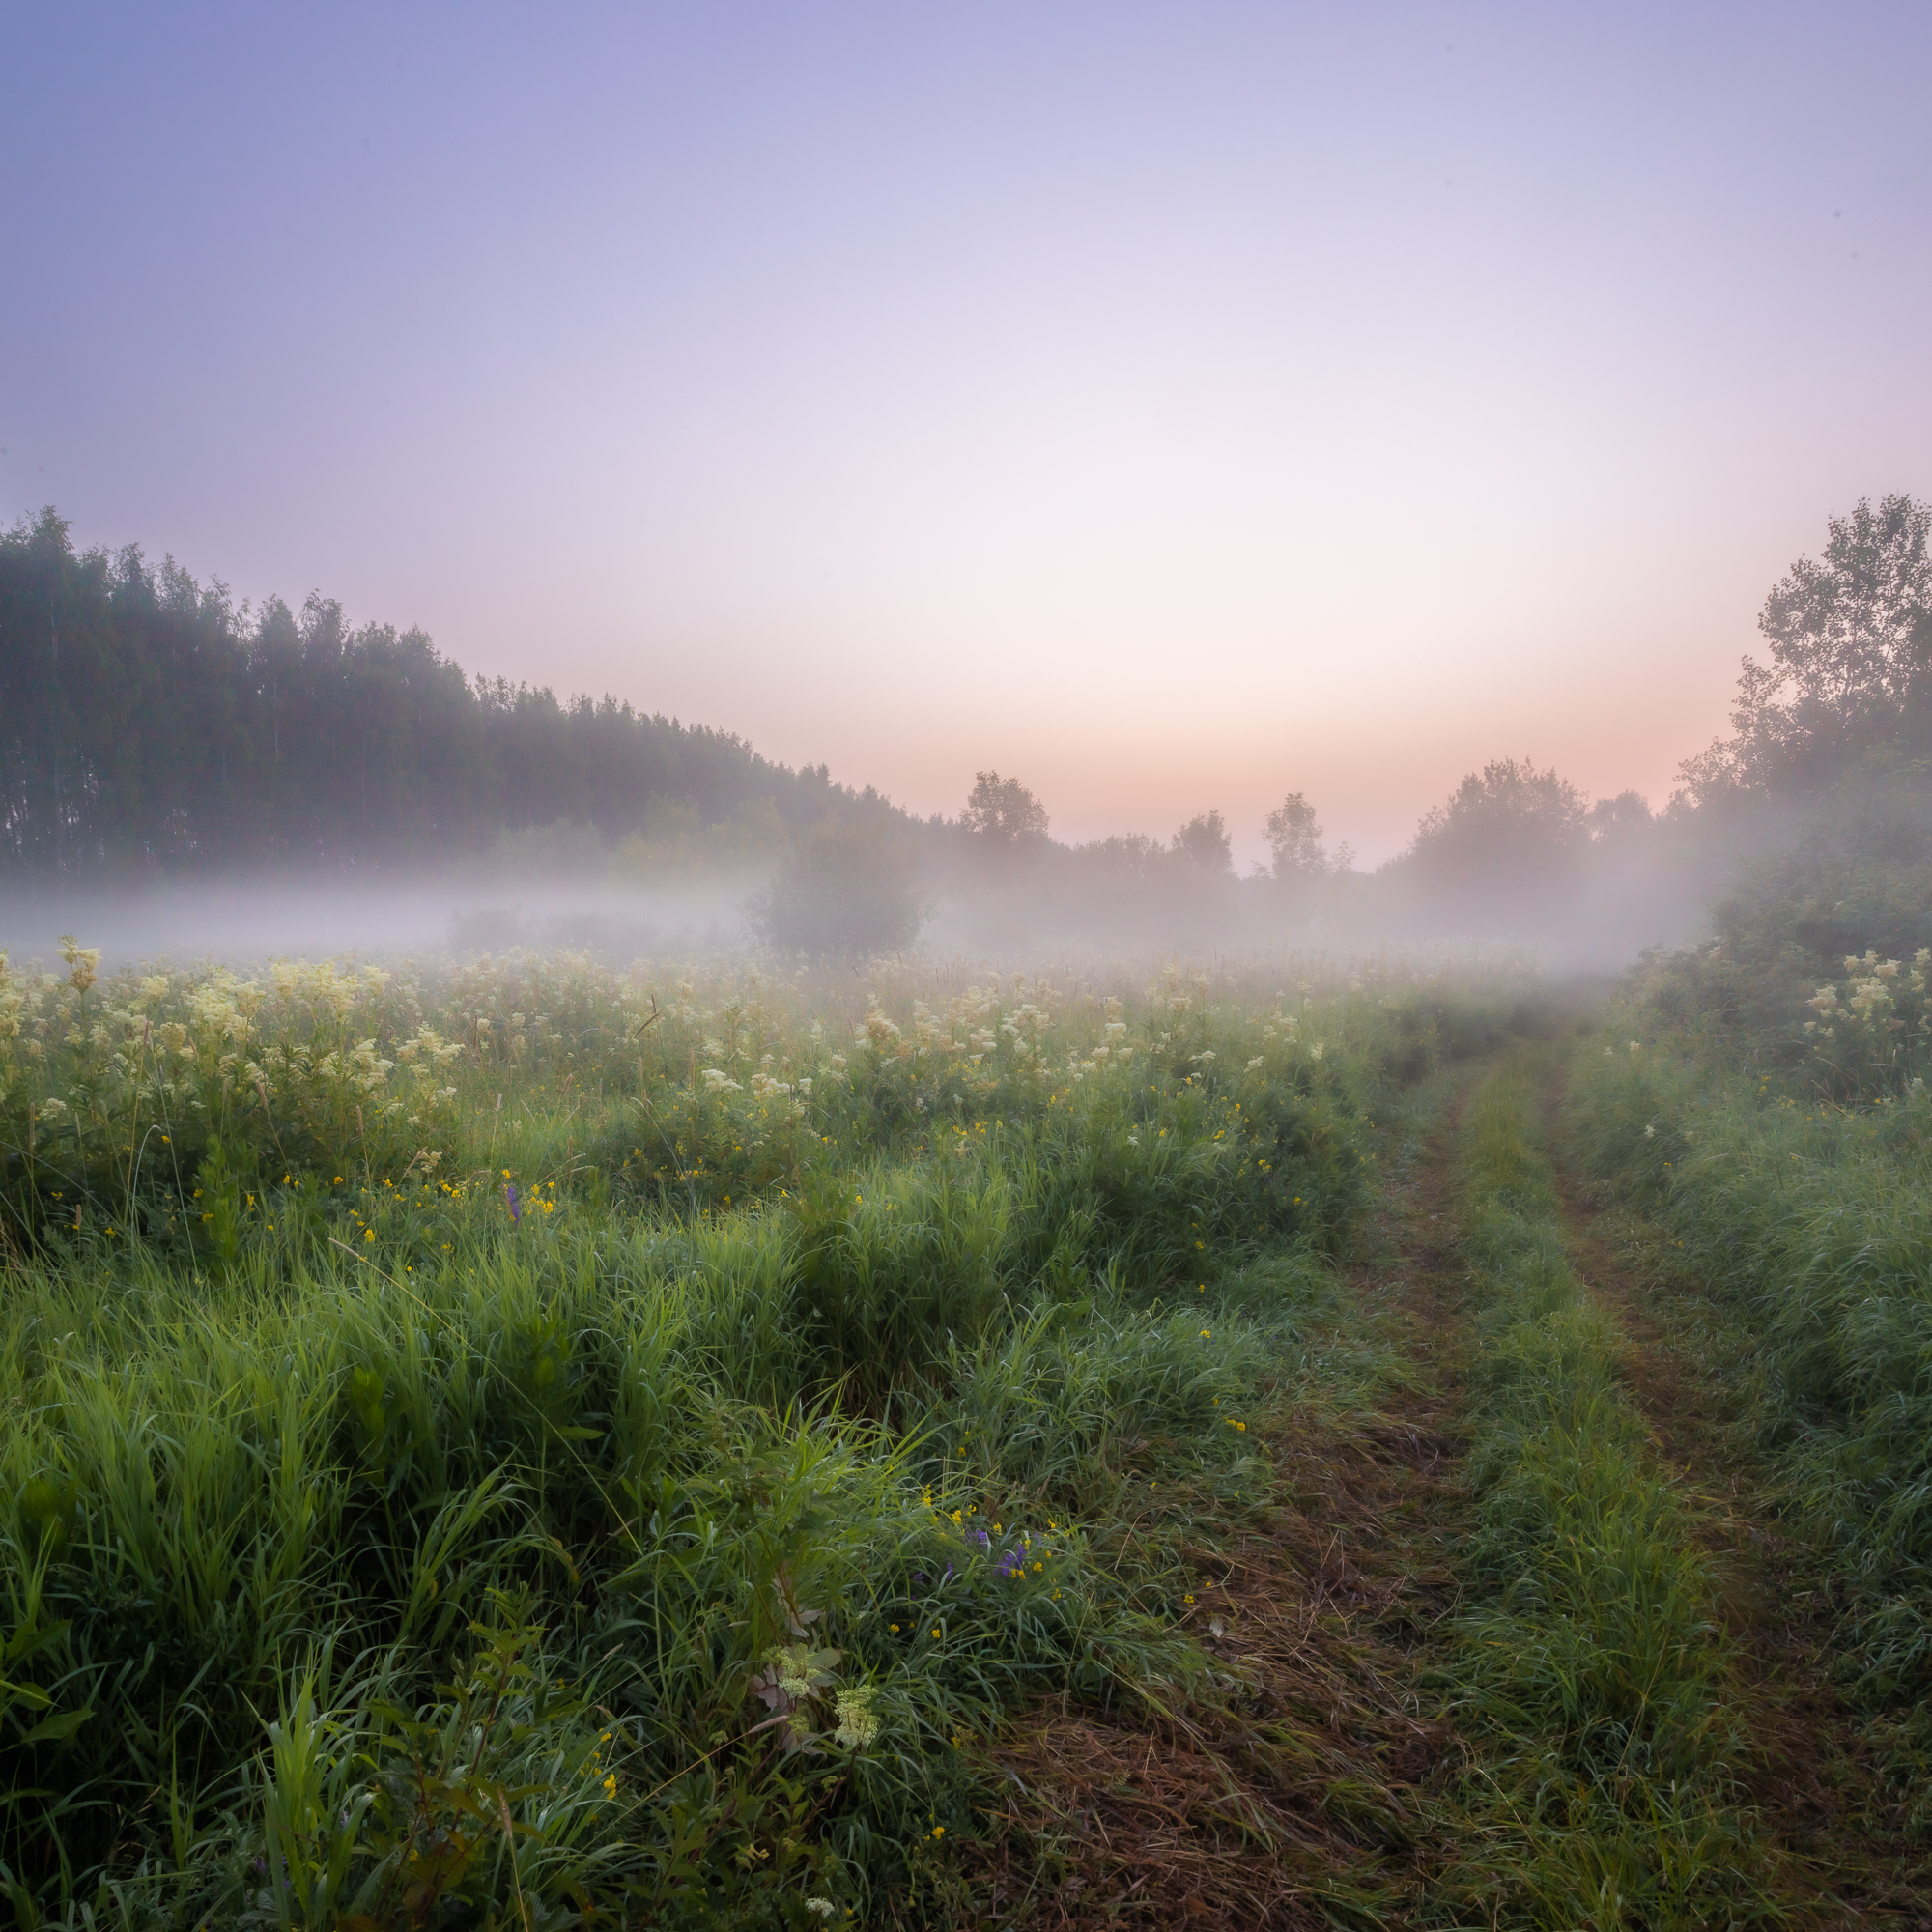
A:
1545,1065,1932,1929
972,1082,1482,1928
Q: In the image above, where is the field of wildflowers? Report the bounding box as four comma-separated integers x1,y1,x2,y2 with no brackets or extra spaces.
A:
0,938,1521,1927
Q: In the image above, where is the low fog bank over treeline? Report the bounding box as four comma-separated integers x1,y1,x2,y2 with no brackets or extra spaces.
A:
3,497,1929,973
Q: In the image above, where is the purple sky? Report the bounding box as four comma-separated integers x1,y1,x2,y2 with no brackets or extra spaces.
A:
4,2,1927,863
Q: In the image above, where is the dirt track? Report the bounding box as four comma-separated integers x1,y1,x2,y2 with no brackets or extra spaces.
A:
1546,1070,1932,1929
971,1083,1479,1929
974,1057,1932,1929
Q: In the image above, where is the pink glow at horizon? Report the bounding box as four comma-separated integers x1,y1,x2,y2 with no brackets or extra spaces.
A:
3,3,1926,865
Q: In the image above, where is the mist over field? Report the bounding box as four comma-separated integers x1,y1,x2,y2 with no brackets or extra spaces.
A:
16,491,1917,983
0,497,1783,979
0,776,1710,980
0,872,756,979
6,485,1929,1929
6,5,1932,1925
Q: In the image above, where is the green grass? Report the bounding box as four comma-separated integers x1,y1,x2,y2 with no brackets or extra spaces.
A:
1568,1014,1932,1835
0,948,1524,1927
1425,1051,1776,1929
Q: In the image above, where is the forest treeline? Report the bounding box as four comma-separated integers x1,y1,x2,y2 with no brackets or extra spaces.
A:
0,507,907,879
5,497,1929,968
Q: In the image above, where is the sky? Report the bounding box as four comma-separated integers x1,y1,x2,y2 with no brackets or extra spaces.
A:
3,3,1928,867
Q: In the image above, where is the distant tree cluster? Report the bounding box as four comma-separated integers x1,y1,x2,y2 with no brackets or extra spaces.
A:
1264,792,1351,881
745,490,1930,959
961,771,1050,844
1410,757,1588,881
0,509,897,879
956,775,1254,883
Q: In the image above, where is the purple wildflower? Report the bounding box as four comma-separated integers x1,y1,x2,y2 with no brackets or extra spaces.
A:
505,1182,521,1226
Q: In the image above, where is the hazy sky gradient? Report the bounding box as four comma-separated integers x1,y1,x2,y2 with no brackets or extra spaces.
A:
5,2,1927,863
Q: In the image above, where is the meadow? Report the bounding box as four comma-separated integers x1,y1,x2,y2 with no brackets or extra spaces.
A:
6,924,1930,1929
0,939,1528,1928
1567,945,1932,1843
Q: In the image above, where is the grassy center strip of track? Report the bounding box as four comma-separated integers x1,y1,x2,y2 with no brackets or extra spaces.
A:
954,1063,1482,1927
1425,1048,1777,1928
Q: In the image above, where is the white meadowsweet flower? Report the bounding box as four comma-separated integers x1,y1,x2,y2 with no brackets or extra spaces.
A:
833,1684,881,1750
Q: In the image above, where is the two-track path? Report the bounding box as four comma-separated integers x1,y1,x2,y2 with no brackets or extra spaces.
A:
974,1051,1931,1929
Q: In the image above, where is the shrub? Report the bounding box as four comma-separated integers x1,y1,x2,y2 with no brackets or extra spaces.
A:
750,820,928,959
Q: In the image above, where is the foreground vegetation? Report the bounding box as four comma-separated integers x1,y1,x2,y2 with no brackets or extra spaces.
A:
1432,1054,1771,1925
1570,947,1932,1840
0,940,1531,1926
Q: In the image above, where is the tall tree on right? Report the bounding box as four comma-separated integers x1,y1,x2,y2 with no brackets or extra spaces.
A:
1680,494,1932,803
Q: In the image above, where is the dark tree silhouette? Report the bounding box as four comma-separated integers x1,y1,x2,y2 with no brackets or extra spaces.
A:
1172,810,1233,873
1264,791,1350,879
961,771,1049,845
1680,494,1932,802
1406,758,1588,918
0,510,904,880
